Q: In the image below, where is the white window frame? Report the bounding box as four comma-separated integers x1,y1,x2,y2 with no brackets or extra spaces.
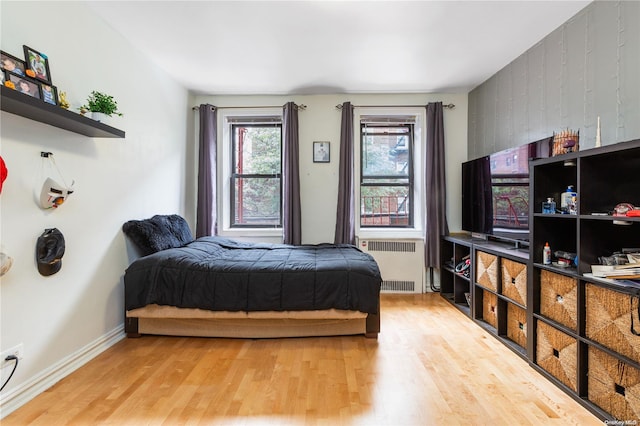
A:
354,107,425,240
218,108,283,238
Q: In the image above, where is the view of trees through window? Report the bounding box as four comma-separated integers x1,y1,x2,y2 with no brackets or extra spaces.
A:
231,124,282,227
360,124,413,227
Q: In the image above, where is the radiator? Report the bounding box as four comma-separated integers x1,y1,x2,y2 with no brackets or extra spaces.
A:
358,239,424,293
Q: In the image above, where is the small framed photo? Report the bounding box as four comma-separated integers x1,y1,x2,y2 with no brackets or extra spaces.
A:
1,51,27,77
313,141,330,163
39,83,58,105
8,74,41,99
23,45,51,83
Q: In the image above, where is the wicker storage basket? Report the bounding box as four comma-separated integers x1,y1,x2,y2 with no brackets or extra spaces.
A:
536,320,577,392
540,270,577,331
482,289,498,329
502,259,527,307
552,129,579,156
476,251,498,291
507,302,527,349
586,284,640,364
588,346,640,421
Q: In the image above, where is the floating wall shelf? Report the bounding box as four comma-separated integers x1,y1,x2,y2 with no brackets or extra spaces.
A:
1,86,125,138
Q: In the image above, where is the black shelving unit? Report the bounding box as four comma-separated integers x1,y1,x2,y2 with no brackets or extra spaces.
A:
1,85,125,138
530,138,640,421
440,234,473,316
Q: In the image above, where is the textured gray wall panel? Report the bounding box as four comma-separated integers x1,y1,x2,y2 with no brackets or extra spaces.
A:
468,1,640,158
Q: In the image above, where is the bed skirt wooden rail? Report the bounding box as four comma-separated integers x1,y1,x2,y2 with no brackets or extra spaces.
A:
125,305,380,339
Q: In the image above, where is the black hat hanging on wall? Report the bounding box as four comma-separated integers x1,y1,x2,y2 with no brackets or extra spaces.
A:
39,152,74,209
36,228,65,276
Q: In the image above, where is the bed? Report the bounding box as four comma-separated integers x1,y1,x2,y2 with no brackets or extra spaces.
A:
122,215,382,339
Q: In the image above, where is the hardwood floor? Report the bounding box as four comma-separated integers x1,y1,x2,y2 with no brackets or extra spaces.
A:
3,293,601,425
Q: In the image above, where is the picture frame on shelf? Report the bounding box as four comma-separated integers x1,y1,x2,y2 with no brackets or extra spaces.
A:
23,45,51,84
313,141,330,163
40,83,58,106
7,73,41,100
1,51,27,77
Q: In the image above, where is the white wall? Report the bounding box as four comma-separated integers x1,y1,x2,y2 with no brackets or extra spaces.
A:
194,93,468,244
0,2,190,415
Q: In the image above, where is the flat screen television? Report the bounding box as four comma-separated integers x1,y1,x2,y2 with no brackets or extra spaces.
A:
461,136,553,245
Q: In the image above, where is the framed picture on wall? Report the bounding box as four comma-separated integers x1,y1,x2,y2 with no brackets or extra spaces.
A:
313,141,330,163
1,51,26,77
8,74,41,99
23,45,51,84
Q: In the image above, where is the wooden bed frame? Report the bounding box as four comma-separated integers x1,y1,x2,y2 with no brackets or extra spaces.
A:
125,304,380,339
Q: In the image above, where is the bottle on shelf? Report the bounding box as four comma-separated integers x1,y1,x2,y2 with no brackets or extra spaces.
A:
543,242,552,265
560,185,577,215
542,198,556,214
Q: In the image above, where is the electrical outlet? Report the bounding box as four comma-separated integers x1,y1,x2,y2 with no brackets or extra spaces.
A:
1,343,24,369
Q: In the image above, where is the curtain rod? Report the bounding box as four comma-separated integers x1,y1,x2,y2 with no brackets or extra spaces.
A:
335,103,455,110
192,104,307,111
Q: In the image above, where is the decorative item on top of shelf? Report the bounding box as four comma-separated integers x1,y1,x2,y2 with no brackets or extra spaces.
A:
1,50,26,76
40,83,58,106
80,90,123,122
6,73,41,100
58,91,70,109
38,152,74,210
552,129,579,156
23,45,51,84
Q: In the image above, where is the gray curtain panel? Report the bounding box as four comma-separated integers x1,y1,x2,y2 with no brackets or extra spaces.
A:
334,102,355,245
424,102,449,268
282,102,302,245
196,104,217,238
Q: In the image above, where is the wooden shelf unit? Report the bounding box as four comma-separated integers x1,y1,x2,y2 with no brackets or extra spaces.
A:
1,85,125,138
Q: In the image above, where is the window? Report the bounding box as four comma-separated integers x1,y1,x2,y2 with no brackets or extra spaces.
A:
230,121,282,227
360,122,414,227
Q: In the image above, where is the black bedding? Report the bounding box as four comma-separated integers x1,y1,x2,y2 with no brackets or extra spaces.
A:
124,237,381,315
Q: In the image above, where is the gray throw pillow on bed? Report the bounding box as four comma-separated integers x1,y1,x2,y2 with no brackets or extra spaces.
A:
122,214,194,256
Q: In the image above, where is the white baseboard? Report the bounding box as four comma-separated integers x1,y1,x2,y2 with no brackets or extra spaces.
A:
0,325,125,419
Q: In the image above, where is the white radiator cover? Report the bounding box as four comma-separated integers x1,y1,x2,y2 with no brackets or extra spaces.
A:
358,238,425,293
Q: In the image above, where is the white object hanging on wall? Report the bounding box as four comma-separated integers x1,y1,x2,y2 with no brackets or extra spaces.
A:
595,116,602,148
40,177,74,209
38,152,75,209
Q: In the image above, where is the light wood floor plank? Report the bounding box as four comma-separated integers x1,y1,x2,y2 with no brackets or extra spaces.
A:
3,293,601,425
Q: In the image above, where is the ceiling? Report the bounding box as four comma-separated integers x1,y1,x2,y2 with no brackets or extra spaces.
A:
88,1,591,96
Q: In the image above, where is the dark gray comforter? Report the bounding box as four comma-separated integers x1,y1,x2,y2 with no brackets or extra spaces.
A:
124,237,381,314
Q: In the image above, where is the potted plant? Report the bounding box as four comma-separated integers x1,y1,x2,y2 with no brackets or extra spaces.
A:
80,91,123,122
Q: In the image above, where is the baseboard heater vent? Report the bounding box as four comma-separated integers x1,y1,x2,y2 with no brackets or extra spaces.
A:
381,280,416,293
367,240,416,253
